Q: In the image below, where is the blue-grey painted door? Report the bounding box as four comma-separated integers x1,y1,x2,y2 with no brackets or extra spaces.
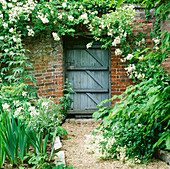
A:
65,38,110,114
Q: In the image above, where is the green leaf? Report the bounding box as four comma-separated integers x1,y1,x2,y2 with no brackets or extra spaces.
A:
117,0,124,9
110,0,115,8
146,86,161,95
165,134,170,150
147,94,158,107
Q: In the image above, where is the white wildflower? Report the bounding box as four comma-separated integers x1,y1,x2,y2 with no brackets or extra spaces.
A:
154,46,159,50
0,13,3,18
30,110,39,117
153,37,160,45
112,41,117,46
14,107,23,117
2,103,10,110
42,101,49,108
137,73,143,79
138,55,144,60
83,20,89,24
13,100,19,106
22,91,27,97
94,37,99,41
120,58,125,62
29,106,36,112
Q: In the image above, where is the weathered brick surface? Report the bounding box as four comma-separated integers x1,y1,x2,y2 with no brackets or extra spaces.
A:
110,49,133,105
24,34,64,103
110,7,156,105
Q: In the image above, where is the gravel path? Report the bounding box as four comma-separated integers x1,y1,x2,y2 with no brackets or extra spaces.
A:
61,119,169,169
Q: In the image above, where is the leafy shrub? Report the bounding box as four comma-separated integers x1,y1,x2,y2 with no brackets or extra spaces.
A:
92,61,170,163
57,79,75,118
0,83,69,167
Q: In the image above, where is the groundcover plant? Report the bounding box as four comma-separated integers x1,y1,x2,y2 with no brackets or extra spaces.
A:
0,0,169,168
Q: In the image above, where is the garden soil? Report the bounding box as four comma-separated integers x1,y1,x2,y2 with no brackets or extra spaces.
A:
61,119,169,169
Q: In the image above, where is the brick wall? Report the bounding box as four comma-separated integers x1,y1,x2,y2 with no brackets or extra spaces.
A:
25,34,64,103
24,7,169,106
110,6,155,105
110,49,134,104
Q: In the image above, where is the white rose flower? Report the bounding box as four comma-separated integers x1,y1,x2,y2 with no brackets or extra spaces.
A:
0,36,4,40
3,23,8,28
22,91,27,97
83,20,89,24
4,49,9,53
52,32,60,41
120,58,125,62
8,3,13,8
126,54,133,60
86,43,92,49
107,32,112,36
124,32,127,37
80,13,88,20
28,29,35,36
62,2,67,8
138,124,142,127
68,15,74,21
41,17,49,24
142,38,145,43
79,5,83,9
9,28,14,33
137,73,143,79
153,37,160,44
115,49,122,56
112,37,121,46
58,14,62,19
112,41,117,46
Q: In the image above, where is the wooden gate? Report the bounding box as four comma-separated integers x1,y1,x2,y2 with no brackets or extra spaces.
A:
64,37,110,116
